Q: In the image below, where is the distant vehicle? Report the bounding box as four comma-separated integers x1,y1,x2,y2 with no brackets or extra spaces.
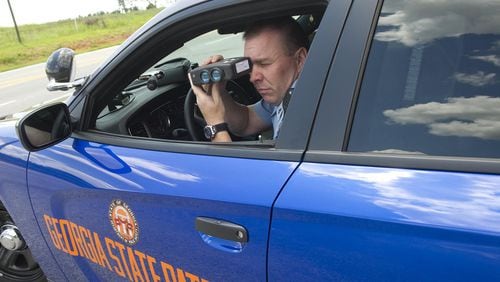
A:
0,0,499,281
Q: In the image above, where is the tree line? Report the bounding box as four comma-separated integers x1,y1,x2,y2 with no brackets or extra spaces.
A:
117,0,164,12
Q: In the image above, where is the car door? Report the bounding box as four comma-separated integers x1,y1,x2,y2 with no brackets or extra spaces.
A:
25,0,337,281
269,0,500,280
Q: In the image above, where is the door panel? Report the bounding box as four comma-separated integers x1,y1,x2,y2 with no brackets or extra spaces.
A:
28,138,297,281
268,0,500,280
268,163,500,281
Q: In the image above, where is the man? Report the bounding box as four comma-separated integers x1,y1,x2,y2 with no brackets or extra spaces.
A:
189,17,308,142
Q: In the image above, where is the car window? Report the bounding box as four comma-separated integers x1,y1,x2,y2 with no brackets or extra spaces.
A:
348,0,500,158
164,31,244,64
95,30,245,119
94,29,263,141
92,13,323,144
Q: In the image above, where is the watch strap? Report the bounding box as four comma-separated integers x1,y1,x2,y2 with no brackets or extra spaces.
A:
213,122,228,133
204,122,228,139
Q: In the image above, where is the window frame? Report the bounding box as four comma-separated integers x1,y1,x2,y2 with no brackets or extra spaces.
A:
305,0,500,174
64,0,337,161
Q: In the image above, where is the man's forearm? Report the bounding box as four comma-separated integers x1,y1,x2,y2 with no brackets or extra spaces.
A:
220,91,250,136
212,131,232,142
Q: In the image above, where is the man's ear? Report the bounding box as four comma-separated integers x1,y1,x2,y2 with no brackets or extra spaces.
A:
295,47,308,71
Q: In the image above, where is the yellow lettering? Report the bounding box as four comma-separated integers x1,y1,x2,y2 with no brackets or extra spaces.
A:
52,218,67,253
79,226,98,263
127,246,145,282
94,232,113,271
176,268,187,282
161,262,177,282
135,250,151,282
70,222,90,259
43,215,61,250
115,241,133,281
59,219,79,256
105,237,126,278
42,216,209,282
147,255,161,282
184,272,200,282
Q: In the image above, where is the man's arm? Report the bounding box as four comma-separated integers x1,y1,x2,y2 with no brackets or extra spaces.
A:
219,91,270,137
188,55,270,142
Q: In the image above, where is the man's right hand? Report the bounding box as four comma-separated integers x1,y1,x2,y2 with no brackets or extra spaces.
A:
188,55,232,141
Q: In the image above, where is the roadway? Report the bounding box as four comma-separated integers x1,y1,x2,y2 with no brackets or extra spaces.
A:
0,31,244,120
0,46,118,119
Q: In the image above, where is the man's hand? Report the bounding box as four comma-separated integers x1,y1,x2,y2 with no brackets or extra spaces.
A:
188,55,231,142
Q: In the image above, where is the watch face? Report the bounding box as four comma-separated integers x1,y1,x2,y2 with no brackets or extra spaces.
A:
203,126,214,139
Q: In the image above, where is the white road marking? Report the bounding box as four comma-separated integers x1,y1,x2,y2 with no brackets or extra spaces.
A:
0,100,16,107
31,94,71,108
0,74,45,90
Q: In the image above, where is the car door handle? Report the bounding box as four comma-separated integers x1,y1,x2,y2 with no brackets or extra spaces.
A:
195,217,248,243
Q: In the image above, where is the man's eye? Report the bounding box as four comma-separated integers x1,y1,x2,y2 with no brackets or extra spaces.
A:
253,61,272,68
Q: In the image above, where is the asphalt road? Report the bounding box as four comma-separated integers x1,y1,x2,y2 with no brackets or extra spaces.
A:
0,32,243,120
0,46,119,119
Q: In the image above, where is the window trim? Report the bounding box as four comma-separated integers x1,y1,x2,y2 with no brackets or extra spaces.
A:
307,0,380,152
341,0,383,151
304,150,500,175
276,0,353,151
73,131,303,161
345,3,500,159
306,0,500,173
68,0,332,162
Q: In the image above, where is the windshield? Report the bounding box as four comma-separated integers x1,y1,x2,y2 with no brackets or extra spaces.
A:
159,30,244,68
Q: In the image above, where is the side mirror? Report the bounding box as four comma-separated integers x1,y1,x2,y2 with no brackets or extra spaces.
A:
45,48,85,91
16,103,72,151
46,48,75,82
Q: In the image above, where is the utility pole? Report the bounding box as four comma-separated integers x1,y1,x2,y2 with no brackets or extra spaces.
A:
7,0,22,43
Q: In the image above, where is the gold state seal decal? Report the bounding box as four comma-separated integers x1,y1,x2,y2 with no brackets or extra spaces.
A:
109,200,139,245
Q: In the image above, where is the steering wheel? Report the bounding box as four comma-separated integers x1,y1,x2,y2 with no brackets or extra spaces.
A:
184,81,249,141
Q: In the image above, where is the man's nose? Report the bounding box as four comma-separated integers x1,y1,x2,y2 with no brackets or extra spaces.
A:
250,68,263,83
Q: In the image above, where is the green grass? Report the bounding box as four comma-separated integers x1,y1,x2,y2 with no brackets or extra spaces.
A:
0,8,162,72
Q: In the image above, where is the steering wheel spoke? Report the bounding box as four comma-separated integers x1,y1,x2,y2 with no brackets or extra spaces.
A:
193,106,206,127
184,80,252,141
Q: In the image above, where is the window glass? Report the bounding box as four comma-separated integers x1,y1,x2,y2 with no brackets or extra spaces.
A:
164,31,243,64
92,13,324,144
349,0,500,158
93,29,257,141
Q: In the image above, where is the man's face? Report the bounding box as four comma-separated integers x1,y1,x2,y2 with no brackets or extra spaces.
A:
244,28,302,105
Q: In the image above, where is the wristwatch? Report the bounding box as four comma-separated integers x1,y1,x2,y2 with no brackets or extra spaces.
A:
203,123,228,139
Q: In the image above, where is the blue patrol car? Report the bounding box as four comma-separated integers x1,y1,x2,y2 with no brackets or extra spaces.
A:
1,0,500,281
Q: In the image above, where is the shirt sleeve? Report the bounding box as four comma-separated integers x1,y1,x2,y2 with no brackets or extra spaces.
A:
249,99,274,127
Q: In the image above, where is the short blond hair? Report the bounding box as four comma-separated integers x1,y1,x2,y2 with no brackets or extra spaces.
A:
243,16,309,55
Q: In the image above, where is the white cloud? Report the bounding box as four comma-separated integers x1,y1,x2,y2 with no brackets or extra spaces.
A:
371,149,425,155
453,71,496,87
299,163,500,233
429,119,500,139
375,0,500,46
471,55,500,67
123,157,201,184
384,96,500,140
493,41,500,50
301,165,415,187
